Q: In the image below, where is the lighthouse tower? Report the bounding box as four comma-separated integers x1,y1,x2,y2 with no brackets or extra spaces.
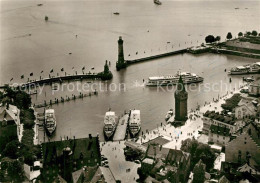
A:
174,75,188,123
116,36,127,71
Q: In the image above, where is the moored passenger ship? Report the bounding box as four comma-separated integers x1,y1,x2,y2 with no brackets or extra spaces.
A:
146,71,203,86
44,109,57,136
228,62,260,75
128,110,141,137
103,111,117,140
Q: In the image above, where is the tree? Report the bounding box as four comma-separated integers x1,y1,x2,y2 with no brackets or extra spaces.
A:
2,140,20,159
215,36,221,42
193,160,206,183
7,160,24,181
246,31,251,36
205,35,215,43
252,30,258,36
226,32,232,40
181,138,216,171
238,32,243,37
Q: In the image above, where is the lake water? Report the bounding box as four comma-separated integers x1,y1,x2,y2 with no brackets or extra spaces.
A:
1,0,260,141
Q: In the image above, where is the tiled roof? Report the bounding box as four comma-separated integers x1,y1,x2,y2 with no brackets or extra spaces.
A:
43,137,100,164
142,136,171,147
90,167,116,183
146,144,170,160
166,149,190,165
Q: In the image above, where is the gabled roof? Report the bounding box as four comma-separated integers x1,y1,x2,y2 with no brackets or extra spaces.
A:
42,137,100,164
166,149,190,165
236,122,260,147
0,104,19,123
90,167,116,183
146,144,170,160
237,98,256,113
144,176,160,183
219,175,230,183
238,163,260,175
142,136,170,147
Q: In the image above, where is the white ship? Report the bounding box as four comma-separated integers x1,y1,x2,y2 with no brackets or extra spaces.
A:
146,71,203,86
129,110,141,137
228,63,260,75
103,111,117,140
45,109,56,136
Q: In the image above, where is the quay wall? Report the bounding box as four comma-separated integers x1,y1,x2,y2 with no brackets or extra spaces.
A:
211,49,260,59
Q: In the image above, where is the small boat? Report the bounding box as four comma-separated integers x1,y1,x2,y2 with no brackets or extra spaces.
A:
235,7,239,9
154,0,162,5
37,4,43,6
113,12,120,15
103,111,117,140
128,110,141,137
243,77,254,82
44,109,57,136
167,42,171,44
165,109,173,121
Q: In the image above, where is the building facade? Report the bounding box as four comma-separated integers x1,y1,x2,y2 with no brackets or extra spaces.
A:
202,111,236,135
225,123,260,166
208,125,231,146
235,98,257,119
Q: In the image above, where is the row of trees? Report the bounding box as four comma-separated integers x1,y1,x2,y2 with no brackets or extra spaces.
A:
205,35,221,43
238,30,259,37
205,30,259,44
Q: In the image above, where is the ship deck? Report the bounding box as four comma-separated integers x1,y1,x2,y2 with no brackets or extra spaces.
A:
113,114,129,141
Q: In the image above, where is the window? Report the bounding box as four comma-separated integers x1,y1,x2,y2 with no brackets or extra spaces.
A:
223,137,225,140
244,141,247,144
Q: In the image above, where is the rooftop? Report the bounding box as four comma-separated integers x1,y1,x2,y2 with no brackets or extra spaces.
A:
210,125,231,136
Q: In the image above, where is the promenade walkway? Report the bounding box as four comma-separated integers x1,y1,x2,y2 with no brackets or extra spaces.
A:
113,114,129,141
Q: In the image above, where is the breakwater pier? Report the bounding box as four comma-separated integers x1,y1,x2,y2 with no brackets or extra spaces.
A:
22,73,101,88
126,48,187,65
34,91,98,108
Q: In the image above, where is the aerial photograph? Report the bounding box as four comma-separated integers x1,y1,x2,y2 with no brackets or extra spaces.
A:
0,0,260,182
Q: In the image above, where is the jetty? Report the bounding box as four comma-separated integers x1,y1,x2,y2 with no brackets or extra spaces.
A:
34,91,98,108
126,49,187,65
23,73,100,88
1,61,113,89
113,113,129,141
